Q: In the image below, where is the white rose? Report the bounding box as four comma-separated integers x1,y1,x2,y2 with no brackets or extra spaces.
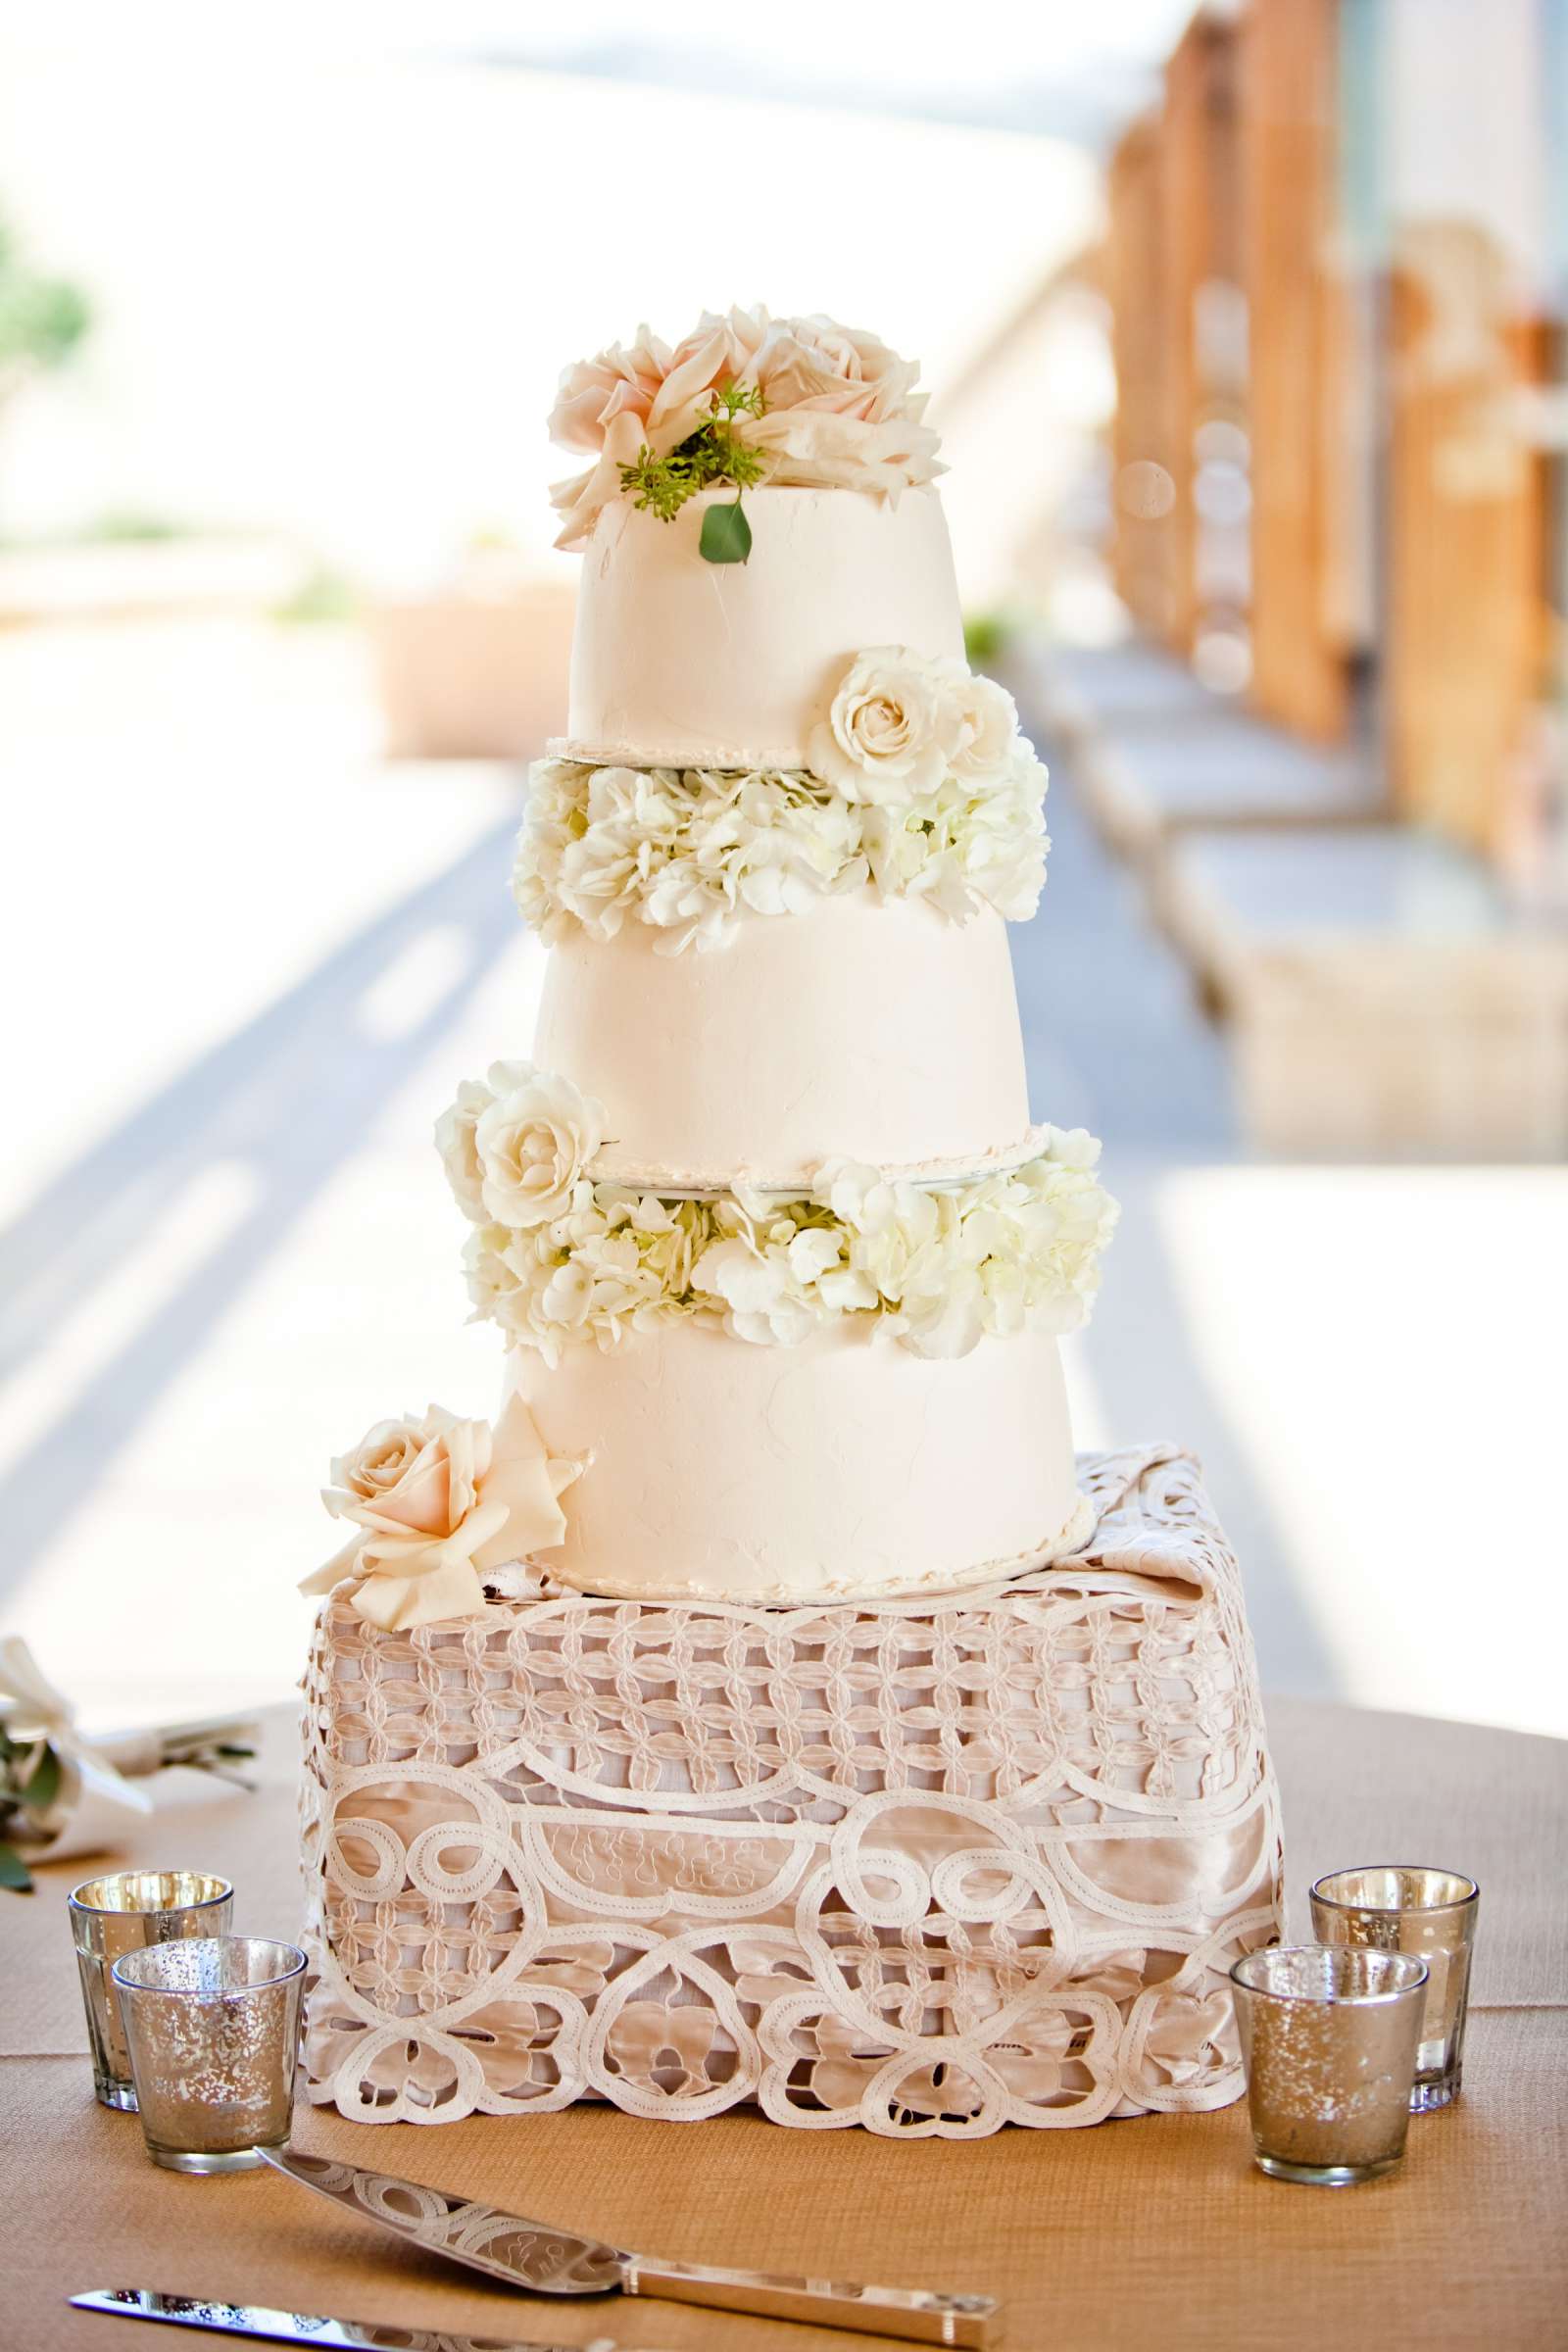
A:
808,648,958,805
946,668,1019,781
435,1060,534,1224
475,1066,606,1228
751,313,923,423
547,328,670,455
300,1394,580,1633
745,407,942,499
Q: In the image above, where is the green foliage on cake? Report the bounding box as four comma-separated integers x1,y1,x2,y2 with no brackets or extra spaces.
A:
618,380,768,562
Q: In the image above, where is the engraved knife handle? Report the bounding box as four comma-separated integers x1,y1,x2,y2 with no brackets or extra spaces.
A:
621,2253,1000,2346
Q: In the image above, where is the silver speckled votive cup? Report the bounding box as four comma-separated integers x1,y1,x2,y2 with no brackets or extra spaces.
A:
112,1935,305,2172
69,1872,234,2111
1310,1866,1479,2111
1231,1943,1429,2185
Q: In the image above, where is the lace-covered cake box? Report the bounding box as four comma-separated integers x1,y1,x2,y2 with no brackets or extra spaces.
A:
301,1446,1283,2139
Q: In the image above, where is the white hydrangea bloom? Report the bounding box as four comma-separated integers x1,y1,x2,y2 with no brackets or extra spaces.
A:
786,1226,846,1286
452,1116,1117,1365
1038,1122,1102,1171
511,760,584,946
460,1220,523,1324
511,708,1048,953
689,1234,827,1347
815,1157,900,1237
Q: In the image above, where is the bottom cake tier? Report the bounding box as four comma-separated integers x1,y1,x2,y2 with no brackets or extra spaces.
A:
505,1318,1090,1604
503,1326,1091,1599
301,1444,1283,2138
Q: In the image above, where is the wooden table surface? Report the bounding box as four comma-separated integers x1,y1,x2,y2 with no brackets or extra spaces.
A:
3,1695,1564,2352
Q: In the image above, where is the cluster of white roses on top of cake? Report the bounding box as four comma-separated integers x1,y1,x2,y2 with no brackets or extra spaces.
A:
436,1063,1117,1366
548,306,942,550
514,649,1049,955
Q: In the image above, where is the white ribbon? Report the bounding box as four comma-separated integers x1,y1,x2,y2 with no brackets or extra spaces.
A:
0,1635,154,1861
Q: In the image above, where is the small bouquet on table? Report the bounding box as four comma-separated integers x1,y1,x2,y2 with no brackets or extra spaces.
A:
0,1636,262,1890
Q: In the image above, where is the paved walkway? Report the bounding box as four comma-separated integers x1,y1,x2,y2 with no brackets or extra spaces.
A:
1009,680,1238,1157
1007,669,1335,1696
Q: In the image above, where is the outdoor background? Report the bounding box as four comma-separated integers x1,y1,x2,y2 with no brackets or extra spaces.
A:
3,1,1564,1738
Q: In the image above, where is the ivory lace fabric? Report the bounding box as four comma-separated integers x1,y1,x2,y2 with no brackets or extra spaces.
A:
301,1444,1284,2136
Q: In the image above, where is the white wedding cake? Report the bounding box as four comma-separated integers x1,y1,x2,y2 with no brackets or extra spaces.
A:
300,316,1283,2145
308,309,1117,1623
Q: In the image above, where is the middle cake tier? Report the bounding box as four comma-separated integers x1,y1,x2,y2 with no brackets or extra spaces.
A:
532,888,1035,1190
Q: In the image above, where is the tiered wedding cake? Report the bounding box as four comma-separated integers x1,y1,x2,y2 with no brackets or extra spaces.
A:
300,312,1281,2138
307,309,1115,1623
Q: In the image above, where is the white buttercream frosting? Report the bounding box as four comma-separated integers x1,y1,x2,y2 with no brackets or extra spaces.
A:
530,888,1033,1187
504,1318,1087,1604
558,486,964,770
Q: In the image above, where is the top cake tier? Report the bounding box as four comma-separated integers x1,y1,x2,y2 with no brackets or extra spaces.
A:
551,484,964,771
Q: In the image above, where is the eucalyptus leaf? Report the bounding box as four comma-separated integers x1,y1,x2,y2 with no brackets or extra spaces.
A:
0,1840,34,1892
700,499,752,565
22,1742,62,1813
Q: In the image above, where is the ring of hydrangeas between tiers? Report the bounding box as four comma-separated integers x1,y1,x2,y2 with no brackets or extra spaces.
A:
437,1062,1119,1368
514,646,1052,956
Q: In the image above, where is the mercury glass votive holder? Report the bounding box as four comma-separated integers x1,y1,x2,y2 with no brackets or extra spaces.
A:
1310,1866,1479,2111
1231,1943,1429,2185
69,1871,234,2111
112,1935,306,2173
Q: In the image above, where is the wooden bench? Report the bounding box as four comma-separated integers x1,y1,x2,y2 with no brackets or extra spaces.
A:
1040,644,1381,862
1158,826,1568,1156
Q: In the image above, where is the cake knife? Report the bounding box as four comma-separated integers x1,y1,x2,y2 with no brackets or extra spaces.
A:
259,2148,1000,2346
71,2286,620,2350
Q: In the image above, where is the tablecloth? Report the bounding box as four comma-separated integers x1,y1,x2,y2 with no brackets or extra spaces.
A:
3,1695,1564,2351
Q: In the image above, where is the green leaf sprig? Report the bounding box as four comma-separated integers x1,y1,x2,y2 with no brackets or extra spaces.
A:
618,379,767,564
0,1723,65,1893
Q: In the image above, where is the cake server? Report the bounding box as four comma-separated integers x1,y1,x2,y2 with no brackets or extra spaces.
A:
71,2286,619,2350
259,2148,1000,2346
